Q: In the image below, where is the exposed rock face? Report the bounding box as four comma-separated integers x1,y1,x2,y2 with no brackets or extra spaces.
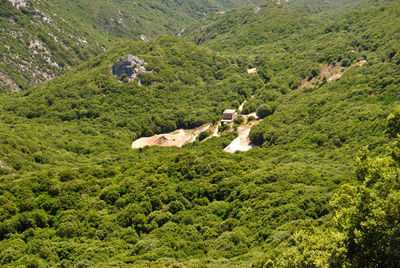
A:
140,35,149,42
0,71,21,92
0,160,11,170
176,29,185,37
9,0,27,9
112,55,148,81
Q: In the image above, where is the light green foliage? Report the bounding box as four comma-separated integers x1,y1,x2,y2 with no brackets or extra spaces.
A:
330,139,400,267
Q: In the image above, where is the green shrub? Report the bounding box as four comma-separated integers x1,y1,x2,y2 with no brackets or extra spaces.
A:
256,104,273,119
198,130,211,141
234,116,244,125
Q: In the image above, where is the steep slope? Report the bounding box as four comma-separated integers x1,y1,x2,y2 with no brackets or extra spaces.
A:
184,1,329,91
185,0,400,93
249,2,400,149
285,0,395,18
1,36,262,170
0,0,263,92
0,0,105,92
186,1,321,51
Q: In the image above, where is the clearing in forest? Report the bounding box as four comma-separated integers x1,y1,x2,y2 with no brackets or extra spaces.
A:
131,124,211,149
224,112,261,153
298,60,366,90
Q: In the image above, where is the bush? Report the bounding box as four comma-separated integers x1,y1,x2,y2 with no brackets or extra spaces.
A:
242,103,256,115
218,124,230,133
249,127,264,145
234,117,244,125
256,104,273,119
247,116,256,122
387,107,400,137
198,130,211,141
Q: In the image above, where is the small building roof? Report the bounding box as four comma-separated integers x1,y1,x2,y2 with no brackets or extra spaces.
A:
223,109,236,114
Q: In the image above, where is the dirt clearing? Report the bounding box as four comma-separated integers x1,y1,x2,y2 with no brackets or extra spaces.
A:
131,124,211,149
298,60,367,90
224,113,261,153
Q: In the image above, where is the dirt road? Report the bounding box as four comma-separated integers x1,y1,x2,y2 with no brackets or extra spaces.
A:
224,112,261,153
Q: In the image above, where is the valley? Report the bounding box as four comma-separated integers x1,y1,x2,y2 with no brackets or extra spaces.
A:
0,0,400,267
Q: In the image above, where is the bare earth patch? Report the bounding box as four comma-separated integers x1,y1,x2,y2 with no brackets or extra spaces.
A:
224,113,261,153
298,60,366,90
247,68,257,74
131,124,212,149
132,100,261,151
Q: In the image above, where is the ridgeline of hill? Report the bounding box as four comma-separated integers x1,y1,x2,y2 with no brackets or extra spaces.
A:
0,0,263,92
0,36,263,173
1,0,400,267
285,0,395,18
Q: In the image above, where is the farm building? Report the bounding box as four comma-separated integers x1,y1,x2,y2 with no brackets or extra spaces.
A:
221,109,237,124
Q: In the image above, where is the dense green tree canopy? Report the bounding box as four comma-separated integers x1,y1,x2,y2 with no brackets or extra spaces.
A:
1,0,400,267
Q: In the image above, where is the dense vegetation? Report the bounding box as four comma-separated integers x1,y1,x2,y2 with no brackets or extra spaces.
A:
247,2,400,148
0,0,104,92
4,36,261,147
285,0,394,18
185,1,400,143
0,0,262,92
1,0,400,266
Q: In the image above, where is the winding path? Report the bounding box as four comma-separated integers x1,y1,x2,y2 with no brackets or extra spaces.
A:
223,112,261,153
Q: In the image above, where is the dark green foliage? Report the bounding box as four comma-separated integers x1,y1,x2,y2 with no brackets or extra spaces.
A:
387,107,400,137
247,115,256,122
256,104,273,119
233,116,244,125
198,130,212,141
0,138,341,266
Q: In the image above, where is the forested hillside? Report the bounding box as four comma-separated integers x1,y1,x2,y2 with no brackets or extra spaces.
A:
8,37,260,144
185,1,400,98
285,0,394,18
0,0,104,92
1,0,400,267
0,0,262,92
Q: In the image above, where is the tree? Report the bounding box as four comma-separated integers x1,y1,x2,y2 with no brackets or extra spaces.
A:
256,104,273,119
331,141,400,267
387,107,400,137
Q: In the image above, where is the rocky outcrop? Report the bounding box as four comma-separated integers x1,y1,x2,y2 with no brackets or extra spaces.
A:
9,0,27,9
0,160,11,170
0,71,21,92
140,35,149,42
112,55,148,81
